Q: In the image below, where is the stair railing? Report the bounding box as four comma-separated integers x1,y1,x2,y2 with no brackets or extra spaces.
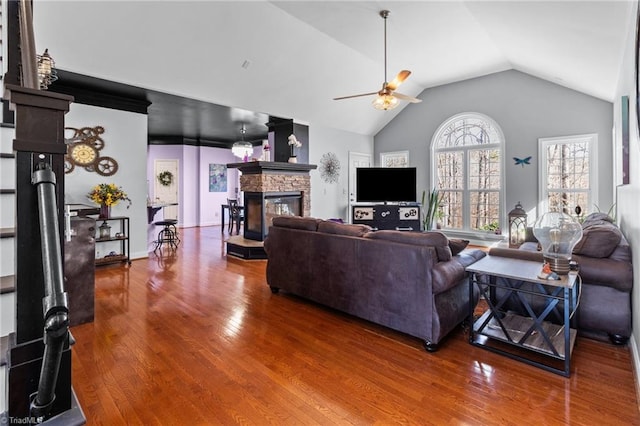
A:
28,161,70,420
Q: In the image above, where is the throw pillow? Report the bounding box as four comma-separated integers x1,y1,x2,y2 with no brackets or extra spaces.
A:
573,221,622,258
364,231,452,261
448,239,469,256
317,220,371,237
582,212,614,224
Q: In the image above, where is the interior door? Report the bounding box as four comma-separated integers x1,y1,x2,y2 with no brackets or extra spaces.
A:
348,151,372,223
154,159,179,220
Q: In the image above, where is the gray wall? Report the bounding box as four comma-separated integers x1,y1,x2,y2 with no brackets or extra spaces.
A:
374,70,613,225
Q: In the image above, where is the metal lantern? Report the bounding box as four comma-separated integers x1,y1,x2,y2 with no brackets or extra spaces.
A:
99,221,111,239
508,202,527,248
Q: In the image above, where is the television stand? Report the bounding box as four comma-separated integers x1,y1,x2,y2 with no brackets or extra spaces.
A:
352,204,420,231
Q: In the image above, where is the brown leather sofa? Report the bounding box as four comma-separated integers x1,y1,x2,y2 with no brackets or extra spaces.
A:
488,213,633,344
263,216,486,351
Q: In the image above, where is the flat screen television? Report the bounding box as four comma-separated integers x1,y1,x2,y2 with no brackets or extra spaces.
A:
356,167,417,203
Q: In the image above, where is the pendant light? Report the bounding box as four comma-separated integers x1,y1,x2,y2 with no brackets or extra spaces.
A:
232,124,253,159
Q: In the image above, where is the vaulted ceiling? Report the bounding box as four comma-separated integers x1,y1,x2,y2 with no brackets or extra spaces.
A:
33,1,635,142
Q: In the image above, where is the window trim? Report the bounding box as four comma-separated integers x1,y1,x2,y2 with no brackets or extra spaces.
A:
430,112,506,234
538,133,598,215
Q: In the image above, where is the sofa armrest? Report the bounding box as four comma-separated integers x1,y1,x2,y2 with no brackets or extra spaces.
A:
454,249,487,269
431,249,486,295
573,255,633,292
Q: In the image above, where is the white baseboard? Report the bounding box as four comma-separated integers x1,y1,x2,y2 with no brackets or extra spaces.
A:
131,251,150,260
0,364,5,413
630,334,640,412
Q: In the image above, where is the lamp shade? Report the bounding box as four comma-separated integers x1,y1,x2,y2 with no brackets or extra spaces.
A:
533,211,583,274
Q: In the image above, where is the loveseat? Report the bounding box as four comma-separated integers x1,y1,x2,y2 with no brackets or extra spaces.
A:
263,216,486,351
488,213,633,344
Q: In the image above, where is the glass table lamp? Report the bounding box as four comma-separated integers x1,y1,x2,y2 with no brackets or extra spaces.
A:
533,211,583,274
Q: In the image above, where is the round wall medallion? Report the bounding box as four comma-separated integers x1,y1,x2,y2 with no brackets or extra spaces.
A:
320,152,341,183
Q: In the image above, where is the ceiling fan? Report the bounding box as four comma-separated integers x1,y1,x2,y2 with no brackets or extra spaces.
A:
333,10,422,110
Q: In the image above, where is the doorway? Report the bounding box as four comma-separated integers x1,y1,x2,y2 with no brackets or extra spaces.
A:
347,151,372,223
154,159,179,221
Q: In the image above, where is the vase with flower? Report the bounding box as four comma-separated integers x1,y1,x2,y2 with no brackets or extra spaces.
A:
88,183,131,218
288,134,302,163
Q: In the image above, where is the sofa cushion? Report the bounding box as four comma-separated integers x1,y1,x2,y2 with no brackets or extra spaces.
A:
317,220,371,237
573,221,622,258
448,239,469,256
272,216,321,231
364,231,452,261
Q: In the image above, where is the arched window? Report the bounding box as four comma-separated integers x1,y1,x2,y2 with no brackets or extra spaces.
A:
431,113,504,233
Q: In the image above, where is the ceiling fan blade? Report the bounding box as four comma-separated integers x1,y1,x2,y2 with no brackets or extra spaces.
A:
333,91,379,101
393,92,422,103
386,70,411,91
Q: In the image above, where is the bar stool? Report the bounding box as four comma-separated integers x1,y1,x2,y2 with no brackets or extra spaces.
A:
153,219,180,252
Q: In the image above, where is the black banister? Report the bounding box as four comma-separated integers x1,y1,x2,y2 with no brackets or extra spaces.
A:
29,162,70,420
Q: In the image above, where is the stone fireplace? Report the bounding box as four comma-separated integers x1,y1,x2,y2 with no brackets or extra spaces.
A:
244,191,302,241
227,161,317,244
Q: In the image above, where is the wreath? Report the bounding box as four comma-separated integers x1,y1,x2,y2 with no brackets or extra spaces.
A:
158,170,174,187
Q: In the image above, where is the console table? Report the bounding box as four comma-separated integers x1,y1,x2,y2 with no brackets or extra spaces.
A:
351,204,420,230
466,255,578,377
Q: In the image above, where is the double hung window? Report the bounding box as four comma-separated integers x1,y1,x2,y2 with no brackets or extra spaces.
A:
431,113,504,232
538,134,597,216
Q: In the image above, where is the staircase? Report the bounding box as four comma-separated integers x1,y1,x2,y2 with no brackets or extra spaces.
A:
0,124,15,416
0,0,16,415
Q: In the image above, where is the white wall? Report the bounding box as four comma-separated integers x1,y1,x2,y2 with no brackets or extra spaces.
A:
309,124,373,220
65,104,148,260
613,0,640,392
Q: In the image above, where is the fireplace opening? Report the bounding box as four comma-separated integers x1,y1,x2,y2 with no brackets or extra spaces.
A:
244,191,302,241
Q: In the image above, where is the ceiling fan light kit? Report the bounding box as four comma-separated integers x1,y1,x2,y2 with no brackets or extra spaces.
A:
372,93,399,110
333,10,422,110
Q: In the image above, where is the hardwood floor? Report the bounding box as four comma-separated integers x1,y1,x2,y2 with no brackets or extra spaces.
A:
70,226,640,425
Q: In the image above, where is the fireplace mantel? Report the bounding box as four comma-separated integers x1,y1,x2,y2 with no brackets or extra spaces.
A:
227,161,317,175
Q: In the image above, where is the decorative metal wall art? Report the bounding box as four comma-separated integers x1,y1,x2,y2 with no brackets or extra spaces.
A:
319,152,341,183
380,151,409,168
65,126,119,176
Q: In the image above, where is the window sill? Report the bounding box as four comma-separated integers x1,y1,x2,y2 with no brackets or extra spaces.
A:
438,229,506,247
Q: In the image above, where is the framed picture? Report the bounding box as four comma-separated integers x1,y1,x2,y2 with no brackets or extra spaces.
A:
209,163,227,192
380,150,409,168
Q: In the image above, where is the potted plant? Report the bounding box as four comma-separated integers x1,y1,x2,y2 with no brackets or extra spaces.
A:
422,188,443,231
87,183,131,218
